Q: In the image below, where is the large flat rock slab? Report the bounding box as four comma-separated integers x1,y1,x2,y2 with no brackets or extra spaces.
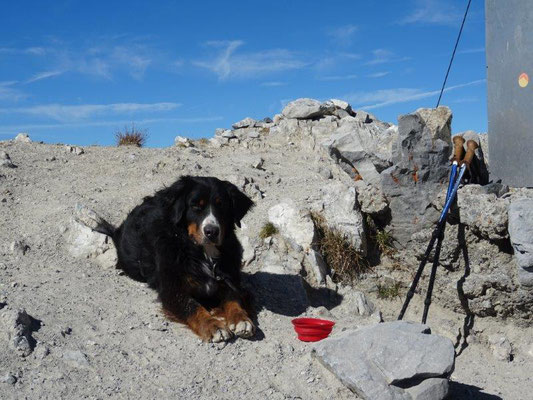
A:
312,321,455,400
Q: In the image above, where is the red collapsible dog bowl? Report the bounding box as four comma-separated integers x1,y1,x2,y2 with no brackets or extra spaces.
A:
291,317,335,342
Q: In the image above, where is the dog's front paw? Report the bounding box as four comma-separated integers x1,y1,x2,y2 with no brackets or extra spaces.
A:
228,317,255,338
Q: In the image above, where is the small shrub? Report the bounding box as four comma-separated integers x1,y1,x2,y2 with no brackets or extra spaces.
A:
259,222,278,239
115,123,148,147
377,282,402,300
196,138,210,146
374,229,395,256
311,211,369,284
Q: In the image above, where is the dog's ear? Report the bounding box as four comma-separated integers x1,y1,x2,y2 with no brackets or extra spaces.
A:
160,176,193,226
223,181,254,228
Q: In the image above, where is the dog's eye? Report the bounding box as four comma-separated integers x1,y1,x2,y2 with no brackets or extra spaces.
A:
191,204,203,212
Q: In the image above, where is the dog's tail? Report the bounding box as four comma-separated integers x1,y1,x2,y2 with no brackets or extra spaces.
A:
92,219,116,238
74,203,117,239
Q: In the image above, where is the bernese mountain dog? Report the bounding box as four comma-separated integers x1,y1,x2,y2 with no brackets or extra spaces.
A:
94,176,255,343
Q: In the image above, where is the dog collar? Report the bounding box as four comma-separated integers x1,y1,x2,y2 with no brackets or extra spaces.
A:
201,257,237,292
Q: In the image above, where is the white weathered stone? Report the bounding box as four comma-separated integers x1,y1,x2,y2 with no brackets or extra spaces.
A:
65,204,118,269
322,118,396,186
268,200,315,252
14,133,31,143
0,308,35,357
317,181,366,254
174,136,193,147
282,98,335,120
488,334,513,362
0,151,16,168
232,117,257,129
354,180,389,217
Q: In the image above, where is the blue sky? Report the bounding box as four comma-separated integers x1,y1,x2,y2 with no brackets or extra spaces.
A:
0,0,486,147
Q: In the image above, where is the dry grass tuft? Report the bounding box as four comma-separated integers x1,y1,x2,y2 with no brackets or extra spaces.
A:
115,123,148,147
259,222,278,239
311,211,369,284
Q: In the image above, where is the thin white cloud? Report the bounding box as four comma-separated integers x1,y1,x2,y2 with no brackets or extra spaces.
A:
458,47,485,54
25,70,65,84
345,79,485,110
0,81,27,102
327,25,358,46
260,81,287,87
450,96,479,104
2,40,154,81
0,102,181,122
0,47,47,55
365,49,410,66
0,116,223,135
367,71,390,78
318,74,358,81
110,46,152,80
193,40,307,80
400,0,462,26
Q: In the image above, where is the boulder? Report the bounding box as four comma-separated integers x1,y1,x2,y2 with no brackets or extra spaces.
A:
322,118,397,186
232,117,257,129
312,321,454,400
330,99,353,113
268,200,328,283
456,185,509,240
282,98,335,120
354,180,389,217
14,133,31,143
0,308,36,357
174,136,193,147
65,204,118,269
268,200,315,252
0,151,16,168
316,181,366,254
381,107,452,247
488,334,513,362
509,198,533,287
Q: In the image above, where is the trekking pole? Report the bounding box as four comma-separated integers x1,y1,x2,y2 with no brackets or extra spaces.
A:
398,161,458,321
452,135,465,163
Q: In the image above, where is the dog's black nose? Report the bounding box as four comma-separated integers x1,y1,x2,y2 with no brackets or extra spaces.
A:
203,225,220,241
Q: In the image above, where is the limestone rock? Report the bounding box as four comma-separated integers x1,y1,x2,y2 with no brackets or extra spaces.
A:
317,181,366,254
268,200,315,252
354,180,389,217
0,151,16,168
322,117,397,185
65,204,117,269
381,107,452,247
232,117,257,129
509,198,533,287
14,133,31,143
174,136,193,147
457,185,509,240
0,308,36,357
312,321,454,400
282,98,335,120
488,334,513,362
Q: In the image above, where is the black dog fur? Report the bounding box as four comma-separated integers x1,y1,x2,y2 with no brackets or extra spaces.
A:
94,175,255,341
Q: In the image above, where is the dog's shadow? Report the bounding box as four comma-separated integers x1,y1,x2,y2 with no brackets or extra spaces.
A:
242,271,342,341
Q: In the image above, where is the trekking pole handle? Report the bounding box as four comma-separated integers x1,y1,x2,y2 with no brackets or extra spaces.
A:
462,140,478,166
452,136,465,163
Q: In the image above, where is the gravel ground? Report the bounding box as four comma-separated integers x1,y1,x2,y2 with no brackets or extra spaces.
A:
1,139,531,399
